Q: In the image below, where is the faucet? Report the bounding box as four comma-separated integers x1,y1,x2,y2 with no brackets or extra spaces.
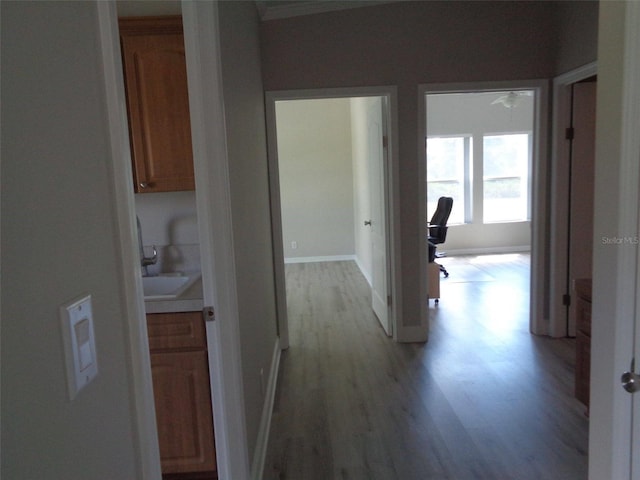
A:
136,215,157,276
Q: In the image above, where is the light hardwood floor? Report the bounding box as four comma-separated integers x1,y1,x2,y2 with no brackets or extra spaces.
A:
263,255,588,480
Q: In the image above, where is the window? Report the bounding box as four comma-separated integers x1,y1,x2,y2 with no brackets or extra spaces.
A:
426,136,469,225
426,90,534,227
483,134,530,223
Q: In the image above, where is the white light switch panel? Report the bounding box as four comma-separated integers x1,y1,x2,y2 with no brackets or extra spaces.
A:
60,294,98,400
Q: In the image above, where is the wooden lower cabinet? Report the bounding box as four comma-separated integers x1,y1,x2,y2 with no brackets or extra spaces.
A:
575,330,591,406
148,312,216,478
574,279,592,410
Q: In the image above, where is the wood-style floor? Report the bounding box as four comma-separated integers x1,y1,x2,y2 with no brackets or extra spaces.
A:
263,255,588,480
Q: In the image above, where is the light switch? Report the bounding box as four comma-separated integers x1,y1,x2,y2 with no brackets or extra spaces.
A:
60,294,98,400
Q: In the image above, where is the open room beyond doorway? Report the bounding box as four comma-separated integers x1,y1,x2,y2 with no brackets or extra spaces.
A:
266,87,401,346
420,81,549,336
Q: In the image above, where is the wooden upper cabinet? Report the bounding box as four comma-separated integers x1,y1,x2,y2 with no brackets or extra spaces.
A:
119,16,195,193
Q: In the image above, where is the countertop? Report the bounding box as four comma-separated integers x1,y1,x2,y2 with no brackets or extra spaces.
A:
144,277,204,314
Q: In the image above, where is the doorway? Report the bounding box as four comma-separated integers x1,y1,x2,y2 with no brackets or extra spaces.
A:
265,88,400,344
420,81,549,335
98,3,251,478
549,62,598,338
566,77,597,336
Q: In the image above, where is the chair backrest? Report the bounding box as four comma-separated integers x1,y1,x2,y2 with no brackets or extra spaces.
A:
428,196,453,244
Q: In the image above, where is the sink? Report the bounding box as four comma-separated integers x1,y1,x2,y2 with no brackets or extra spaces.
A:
142,273,201,300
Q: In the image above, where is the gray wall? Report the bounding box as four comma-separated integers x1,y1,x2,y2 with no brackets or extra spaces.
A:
260,0,598,329
1,2,138,478
554,0,599,75
218,0,279,465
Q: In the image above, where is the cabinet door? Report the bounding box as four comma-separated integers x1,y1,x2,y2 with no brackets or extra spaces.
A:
120,17,195,193
575,330,591,407
147,311,206,352
151,350,216,474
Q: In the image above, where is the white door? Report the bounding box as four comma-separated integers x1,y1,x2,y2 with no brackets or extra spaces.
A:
366,97,391,335
632,244,640,480
182,3,250,479
590,2,640,479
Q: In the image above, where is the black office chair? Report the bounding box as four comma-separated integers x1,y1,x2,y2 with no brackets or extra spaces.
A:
428,196,453,277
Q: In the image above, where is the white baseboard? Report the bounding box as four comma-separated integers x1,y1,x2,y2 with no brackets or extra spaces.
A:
354,256,372,287
284,254,356,264
395,324,429,343
251,338,281,480
439,245,531,257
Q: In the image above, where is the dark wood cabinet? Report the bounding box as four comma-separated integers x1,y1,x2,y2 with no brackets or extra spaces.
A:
119,16,195,193
574,279,592,409
147,312,216,478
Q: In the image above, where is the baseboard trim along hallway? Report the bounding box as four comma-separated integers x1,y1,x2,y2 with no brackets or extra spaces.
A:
251,338,281,480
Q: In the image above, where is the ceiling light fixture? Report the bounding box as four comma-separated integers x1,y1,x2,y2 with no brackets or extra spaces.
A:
491,91,522,109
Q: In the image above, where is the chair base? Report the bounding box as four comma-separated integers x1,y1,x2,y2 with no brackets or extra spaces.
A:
439,264,449,277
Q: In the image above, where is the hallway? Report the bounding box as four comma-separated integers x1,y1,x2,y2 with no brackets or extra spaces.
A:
263,256,588,479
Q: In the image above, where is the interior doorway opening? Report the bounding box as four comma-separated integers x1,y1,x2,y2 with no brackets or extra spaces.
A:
424,88,535,337
549,67,598,339
419,81,549,337
265,88,400,346
420,83,588,470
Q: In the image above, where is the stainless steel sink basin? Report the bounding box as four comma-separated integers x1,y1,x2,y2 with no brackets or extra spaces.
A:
142,273,201,300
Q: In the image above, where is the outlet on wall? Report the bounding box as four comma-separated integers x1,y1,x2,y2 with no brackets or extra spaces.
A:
291,241,297,249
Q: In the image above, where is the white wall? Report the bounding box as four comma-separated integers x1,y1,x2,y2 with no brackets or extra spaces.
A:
135,192,200,274
276,98,356,260
426,91,534,253
1,2,139,478
135,191,198,244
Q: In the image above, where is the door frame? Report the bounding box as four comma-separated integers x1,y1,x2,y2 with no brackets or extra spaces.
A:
265,86,401,344
96,2,249,479
96,4,162,478
418,79,549,336
181,3,250,479
549,61,598,338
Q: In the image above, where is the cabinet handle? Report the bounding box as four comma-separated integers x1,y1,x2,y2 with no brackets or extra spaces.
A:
139,182,149,189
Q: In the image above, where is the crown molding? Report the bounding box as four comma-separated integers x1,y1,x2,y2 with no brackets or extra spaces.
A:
256,0,397,21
